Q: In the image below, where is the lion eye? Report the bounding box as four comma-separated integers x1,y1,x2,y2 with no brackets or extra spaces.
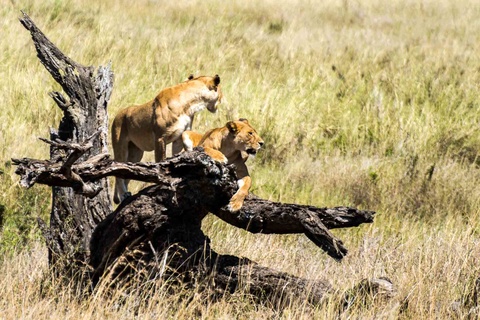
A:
248,132,253,135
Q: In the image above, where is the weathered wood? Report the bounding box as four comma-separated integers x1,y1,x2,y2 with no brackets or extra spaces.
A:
212,255,333,305
13,145,375,302
19,12,113,275
13,147,375,262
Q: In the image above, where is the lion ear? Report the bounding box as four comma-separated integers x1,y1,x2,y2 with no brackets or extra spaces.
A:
238,118,249,124
213,74,220,86
226,121,238,134
188,74,194,80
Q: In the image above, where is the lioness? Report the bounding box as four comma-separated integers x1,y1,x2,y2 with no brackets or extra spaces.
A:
182,118,264,211
112,74,222,204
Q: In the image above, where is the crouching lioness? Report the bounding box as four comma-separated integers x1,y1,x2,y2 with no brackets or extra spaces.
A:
182,118,264,211
112,74,222,204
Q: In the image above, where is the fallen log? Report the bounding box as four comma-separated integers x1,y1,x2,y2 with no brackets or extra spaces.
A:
13,136,375,303
13,146,375,262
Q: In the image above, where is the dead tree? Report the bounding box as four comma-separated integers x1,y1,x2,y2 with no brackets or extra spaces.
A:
14,13,377,304
18,12,113,278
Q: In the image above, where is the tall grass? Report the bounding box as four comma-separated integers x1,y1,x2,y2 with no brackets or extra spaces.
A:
2,0,480,318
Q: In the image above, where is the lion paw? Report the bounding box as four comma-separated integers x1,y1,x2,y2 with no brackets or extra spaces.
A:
210,153,227,164
217,155,228,164
204,147,228,164
227,197,244,212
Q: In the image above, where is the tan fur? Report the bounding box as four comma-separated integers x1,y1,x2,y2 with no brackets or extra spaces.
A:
181,131,203,152
182,119,264,211
112,75,222,204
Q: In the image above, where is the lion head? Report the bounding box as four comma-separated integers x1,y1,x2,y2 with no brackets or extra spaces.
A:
226,118,264,156
186,74,222,113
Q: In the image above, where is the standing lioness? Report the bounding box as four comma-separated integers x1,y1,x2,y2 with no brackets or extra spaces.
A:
182,118,264,211
112,74,222,204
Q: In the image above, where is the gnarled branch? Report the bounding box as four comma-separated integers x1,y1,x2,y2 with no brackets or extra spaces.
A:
13,147,374,261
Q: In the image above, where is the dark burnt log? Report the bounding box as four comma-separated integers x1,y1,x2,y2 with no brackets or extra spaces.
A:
89,182,334,302
215,201,375,260
14,146,372,304
218,198,375,231
82,150,335,302
19,12,113,276
13,148,375,262
212,255,333,305
14,145,375,304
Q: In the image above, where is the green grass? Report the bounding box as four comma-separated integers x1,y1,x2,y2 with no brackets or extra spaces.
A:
2,0,480,318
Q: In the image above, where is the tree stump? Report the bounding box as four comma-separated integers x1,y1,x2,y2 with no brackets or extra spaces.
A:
14,13,378,305
19,11,113,279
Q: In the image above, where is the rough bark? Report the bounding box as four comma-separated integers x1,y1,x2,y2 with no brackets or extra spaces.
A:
19,12,113,276
14,146,375,303
14,13,379,306
13,148,375,264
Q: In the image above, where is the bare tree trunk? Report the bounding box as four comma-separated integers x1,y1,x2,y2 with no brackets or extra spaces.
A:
19,12,113,277
14,13,381,305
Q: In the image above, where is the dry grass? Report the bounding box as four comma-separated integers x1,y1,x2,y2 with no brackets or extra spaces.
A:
2,0,480,318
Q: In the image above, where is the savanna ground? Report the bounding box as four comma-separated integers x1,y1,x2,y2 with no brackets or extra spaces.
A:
1,0,480,318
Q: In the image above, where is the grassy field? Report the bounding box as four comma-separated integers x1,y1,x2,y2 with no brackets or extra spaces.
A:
2,0,480,318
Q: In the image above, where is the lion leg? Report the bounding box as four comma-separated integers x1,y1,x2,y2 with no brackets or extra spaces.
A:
112,118,130,204
120,142,144,199
154,136,166,162
228,176,251,212
114,178,129,204
203,146,228,164
172,138,185,155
